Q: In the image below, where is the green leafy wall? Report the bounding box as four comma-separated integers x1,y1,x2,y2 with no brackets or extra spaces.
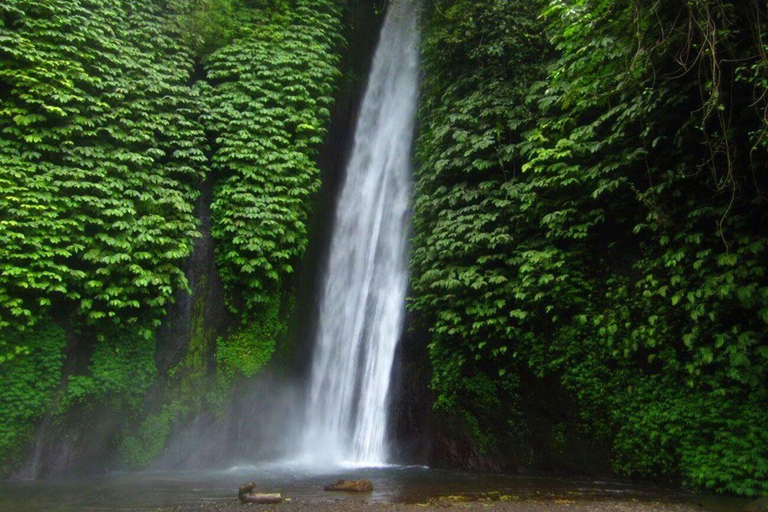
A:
205,1,342,314
412,0,768,496
0,0,207,335
0,0,344,474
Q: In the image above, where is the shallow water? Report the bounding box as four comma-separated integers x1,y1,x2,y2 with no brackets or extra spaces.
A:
0,465,747,512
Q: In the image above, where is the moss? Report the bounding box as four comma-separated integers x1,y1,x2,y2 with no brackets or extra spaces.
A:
462,410,495,456
116,292,288,468
118,400,185,469
62,329,156,412
550,423,567,454
215,293,283,386
0,322,66,474
179,273,215,407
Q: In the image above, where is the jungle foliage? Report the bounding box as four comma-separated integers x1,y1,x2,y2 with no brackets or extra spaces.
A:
412,0,768,496
204,0,342,314
0,0,207,336
2,0,767,496
0,322,65,474
0,0,343,473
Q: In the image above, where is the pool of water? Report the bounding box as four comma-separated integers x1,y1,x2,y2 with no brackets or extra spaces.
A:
0,464,747,512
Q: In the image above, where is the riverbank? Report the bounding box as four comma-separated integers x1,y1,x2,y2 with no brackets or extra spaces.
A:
156,498,720,512
1,467,749,512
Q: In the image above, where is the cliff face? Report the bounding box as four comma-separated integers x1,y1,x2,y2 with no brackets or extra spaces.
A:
3,0,767,498
408,0,768,497
1,0,383,478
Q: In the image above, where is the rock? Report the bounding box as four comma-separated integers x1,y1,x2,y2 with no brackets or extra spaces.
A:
745,497,768,512
323,479,374,493
239,482,257,498
238,482,283,504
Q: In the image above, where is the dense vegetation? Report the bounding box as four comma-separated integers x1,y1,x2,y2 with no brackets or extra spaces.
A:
412,0,768,497
0,0,343,474
0,0,206,336
1,0,766,498
206,2,341,315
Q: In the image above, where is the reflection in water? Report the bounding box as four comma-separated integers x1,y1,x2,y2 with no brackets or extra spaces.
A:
0,466,747,512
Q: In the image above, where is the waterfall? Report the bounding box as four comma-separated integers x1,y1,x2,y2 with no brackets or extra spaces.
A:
301,0,421,465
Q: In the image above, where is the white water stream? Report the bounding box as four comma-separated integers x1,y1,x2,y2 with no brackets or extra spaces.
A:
301,0,421,466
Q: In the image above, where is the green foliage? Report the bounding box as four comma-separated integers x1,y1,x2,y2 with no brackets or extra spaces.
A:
176,274,216,403
0,322,66,473
62,329,156,411
0,0,208,335
215,294,283,384
112,0,345,467
172,0,244,60
413,0,768,496
204,0,343,313
117,400,185,469
412,0,549,415
0,0,345,473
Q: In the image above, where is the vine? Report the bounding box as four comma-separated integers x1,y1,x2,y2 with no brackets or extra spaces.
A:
205,0,343,314
0,0,207,336
412,0,768,496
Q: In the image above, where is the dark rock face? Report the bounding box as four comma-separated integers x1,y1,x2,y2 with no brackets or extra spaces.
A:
155,175,231,378
390,324,613,476
152,371,306,469
388,311,433,465
12,406,124,479
430,426,507,472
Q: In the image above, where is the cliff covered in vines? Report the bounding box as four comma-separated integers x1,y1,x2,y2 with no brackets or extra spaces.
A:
2,0,767,498
412,0,768,497
0,0,343,475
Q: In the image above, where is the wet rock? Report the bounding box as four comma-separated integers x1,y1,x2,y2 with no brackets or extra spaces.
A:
238,482,283,504
323,479,374,493
745,497,768,512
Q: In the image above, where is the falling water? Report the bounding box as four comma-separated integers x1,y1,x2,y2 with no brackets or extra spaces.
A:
301,0,421,465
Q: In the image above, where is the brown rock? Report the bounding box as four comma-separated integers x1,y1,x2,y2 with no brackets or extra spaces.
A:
323,479,374,493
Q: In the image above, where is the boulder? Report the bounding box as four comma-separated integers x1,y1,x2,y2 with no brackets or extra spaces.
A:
323,479,374,493
745,497,768,512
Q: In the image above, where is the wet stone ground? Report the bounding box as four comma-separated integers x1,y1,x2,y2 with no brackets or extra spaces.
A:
0,466,748,512
157,497,710,512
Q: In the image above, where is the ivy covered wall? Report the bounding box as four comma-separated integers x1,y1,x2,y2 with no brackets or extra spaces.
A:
0,0,345,476
411,0,768,497
2,0,767,497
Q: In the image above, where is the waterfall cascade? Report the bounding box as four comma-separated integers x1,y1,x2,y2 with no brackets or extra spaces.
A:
301,0,421,466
